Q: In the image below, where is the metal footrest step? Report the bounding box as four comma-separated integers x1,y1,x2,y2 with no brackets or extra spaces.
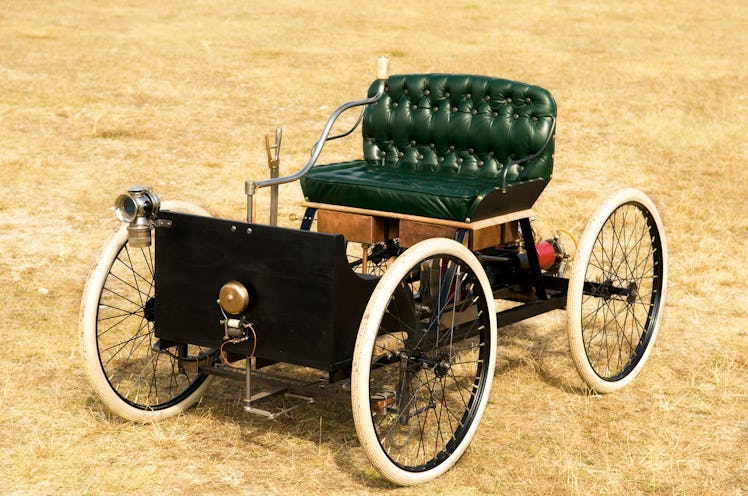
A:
242,386,315,420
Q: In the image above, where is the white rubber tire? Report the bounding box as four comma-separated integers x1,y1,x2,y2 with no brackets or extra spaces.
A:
80,200,214,421
351,238,497,485
567,189,667,393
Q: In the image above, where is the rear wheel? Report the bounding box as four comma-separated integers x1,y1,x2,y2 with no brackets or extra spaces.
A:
567,189,667,393
351,238,497,485
80,201,216,421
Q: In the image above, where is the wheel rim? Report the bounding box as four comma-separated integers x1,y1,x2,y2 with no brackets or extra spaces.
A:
580,201,665,381
95,240,211,410
366,252,492,471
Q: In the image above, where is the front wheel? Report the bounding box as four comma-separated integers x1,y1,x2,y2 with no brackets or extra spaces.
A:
351,238,497,485
80,200,216,421
567,189,667,393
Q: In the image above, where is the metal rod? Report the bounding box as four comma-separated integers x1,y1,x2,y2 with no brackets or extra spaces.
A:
269,173,278,226
266,128,282,226
361,244,369,274
245,56,389,225
246,180,256,223
200,365,350,403
253,79,386,191
242,356,253,410
326,108,365,142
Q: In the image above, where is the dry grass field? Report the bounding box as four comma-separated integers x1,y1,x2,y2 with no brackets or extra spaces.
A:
1,0,746,494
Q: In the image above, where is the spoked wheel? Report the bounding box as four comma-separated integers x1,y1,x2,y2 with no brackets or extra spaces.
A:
80,201,216,421
351,238,497,485
567,189,667,393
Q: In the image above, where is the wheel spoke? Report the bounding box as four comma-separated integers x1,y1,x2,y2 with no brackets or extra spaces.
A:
357,243,494,479
91,232,211,411
570,192,666,390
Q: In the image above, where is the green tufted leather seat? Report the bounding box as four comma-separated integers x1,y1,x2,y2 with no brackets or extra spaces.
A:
300,74,556,223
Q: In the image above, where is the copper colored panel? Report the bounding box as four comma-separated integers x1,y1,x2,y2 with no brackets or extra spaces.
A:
471,221,518,250
399,220,459,248
317,209,386,244
399,219,518,250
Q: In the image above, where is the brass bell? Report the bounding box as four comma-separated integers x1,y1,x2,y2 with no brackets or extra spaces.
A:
218,281,249,315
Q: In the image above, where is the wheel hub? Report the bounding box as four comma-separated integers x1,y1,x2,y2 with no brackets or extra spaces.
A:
599,279,614,300
626,281,638,304
144,297,155,322
434,353,451,378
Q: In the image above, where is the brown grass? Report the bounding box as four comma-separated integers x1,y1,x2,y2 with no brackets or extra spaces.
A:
1,1,746,494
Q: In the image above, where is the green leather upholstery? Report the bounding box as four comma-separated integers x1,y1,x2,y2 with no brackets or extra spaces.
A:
300,74,556,222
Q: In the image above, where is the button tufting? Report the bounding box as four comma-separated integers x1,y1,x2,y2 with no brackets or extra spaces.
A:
315,75,558,221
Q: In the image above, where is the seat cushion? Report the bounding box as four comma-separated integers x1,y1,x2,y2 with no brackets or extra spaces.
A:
300,74,556,223
301,160,498,222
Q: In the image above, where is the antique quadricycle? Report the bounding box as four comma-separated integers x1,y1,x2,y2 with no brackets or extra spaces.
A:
80,58,667,485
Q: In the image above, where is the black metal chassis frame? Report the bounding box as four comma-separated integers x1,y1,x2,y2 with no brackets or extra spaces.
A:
153,208,572,403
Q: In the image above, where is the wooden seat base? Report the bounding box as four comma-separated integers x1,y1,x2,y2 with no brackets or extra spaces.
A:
304,201,532,250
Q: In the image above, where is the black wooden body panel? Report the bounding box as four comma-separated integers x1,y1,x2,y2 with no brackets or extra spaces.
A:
154,212,378,372
471,179,549,221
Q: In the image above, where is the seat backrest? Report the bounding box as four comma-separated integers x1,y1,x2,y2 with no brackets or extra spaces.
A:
362,74,556,186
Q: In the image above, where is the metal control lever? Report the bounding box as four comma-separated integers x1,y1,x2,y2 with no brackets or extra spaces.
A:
245,56,390,224
265,128,282,226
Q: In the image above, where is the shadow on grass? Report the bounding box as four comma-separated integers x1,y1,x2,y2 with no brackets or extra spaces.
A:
172,318,592,488
494,320,594,397
194,375,396,489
